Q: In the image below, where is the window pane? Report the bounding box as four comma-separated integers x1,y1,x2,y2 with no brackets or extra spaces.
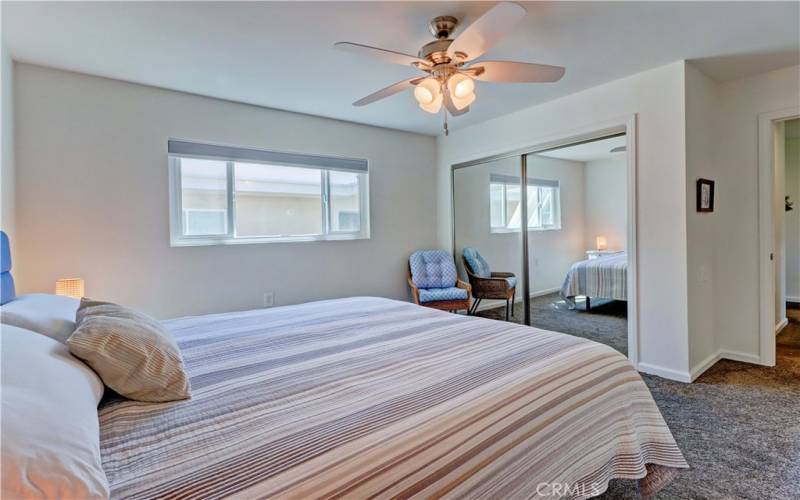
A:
330,171,361,232
180,159,228,236
506,184,521,228
234,163,322,237
490,183,505,228
540,187,554,226
527,186,541,228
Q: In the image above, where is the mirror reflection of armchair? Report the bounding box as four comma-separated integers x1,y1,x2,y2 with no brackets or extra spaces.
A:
462,247,517,320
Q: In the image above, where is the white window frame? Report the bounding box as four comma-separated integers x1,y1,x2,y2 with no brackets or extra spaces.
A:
489,175,561,233
168,140,370,246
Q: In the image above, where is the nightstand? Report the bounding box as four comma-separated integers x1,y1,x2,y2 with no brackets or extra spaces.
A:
586,250,621,260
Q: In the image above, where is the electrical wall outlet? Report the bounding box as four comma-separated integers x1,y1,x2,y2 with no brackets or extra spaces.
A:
263,292,275,307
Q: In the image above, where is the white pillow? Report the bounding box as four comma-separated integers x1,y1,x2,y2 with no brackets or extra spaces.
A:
1,294,79,342
1,324,109,499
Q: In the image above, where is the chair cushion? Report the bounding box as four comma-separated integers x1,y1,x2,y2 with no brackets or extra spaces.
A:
463,247,491,278
418,286,468,303
409,250,458,289
505,277,517,289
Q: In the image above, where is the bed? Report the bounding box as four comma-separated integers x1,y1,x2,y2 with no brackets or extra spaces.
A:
561,252,627,310
98,296,686,499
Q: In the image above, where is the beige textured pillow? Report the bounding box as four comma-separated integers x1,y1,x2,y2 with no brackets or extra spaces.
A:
67,299,191,402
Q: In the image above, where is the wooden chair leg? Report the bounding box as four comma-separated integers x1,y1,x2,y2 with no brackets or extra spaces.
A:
586,296,591,311
505,300,510,321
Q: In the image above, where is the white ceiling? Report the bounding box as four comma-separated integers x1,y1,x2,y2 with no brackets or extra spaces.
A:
3,1,798,136
537,135,625,162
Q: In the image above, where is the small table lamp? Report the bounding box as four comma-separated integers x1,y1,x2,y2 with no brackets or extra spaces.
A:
596,236,608,251
55,278,85,299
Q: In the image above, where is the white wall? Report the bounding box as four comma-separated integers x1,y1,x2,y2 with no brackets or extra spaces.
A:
1,47,14,245
528,155,586,293
786,135,800,301
438,61,690,379
684,62,720,371
13,63,438,319
713,64,800,358
583,157,627,252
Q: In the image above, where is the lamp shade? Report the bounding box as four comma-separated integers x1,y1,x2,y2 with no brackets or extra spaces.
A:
413,78,443,114
595,236,607,251
446,74,476,110
55,278,85,299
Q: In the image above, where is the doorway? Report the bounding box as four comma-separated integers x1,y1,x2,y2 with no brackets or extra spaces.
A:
758,108,800,366
451,118,638,363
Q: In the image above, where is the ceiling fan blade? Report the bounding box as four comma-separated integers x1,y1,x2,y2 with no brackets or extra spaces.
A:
447,2,527,61
468,61,565,82
335,42,430,68
353,77,424,107
444,92,470,116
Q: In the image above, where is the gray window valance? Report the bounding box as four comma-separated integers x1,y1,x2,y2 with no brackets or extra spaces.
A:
168,139,368,173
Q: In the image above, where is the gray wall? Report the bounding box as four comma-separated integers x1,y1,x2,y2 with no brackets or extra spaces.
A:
13,64,438,318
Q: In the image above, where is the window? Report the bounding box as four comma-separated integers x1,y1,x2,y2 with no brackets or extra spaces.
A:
489,174,560,232
168,140,369,246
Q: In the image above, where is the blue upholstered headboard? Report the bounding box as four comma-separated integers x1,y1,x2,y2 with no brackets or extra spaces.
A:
1,231,15,305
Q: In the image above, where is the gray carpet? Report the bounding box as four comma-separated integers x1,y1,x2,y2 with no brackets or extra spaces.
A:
477,294,800,499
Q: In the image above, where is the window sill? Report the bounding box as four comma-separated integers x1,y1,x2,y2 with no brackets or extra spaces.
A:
490,226,562,234
170,232,370,247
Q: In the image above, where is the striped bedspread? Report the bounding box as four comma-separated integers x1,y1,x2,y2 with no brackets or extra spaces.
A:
561,252,628,305
99,297,686,499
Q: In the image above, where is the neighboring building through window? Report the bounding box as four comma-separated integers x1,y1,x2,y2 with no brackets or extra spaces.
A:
489,174,561,232
169,140,369,246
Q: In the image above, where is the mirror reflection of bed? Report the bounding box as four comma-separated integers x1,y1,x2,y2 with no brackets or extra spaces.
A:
453,134,630,356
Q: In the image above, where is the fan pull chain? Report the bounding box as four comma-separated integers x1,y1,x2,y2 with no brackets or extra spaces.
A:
443,110,449,136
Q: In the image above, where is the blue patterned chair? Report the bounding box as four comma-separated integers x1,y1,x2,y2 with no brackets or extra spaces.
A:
462,247,517,320
407,250,472,313
0,231,15,305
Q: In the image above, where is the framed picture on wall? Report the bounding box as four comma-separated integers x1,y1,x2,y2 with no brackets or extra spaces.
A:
697,178,715,212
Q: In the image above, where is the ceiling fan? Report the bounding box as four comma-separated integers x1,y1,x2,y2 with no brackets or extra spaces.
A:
334,2,565,133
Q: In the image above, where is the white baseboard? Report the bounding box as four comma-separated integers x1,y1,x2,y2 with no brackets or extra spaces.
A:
636,362,691,383
720,349,762,365
776,317,789,335
689,351,722,381
688,349,764,381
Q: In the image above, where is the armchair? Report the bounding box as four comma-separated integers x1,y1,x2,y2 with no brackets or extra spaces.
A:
407,249,472,313
462,247,517,320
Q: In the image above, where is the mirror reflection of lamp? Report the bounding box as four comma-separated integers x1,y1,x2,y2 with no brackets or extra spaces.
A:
596,236,608,251
55,278,85,299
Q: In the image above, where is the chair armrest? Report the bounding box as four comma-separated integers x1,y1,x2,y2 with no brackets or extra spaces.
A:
456,279,472,304
407,277,421,304
490,272,515,278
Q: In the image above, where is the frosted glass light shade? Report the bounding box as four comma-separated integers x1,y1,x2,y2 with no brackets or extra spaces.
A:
414,78,443,114
55,278,85,299
446,74,476,110
447,73,474,99
449,91,475,110
596,236,607,251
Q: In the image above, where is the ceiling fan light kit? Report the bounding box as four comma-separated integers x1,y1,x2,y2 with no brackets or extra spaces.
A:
335,1,566,133
414,77,444,113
